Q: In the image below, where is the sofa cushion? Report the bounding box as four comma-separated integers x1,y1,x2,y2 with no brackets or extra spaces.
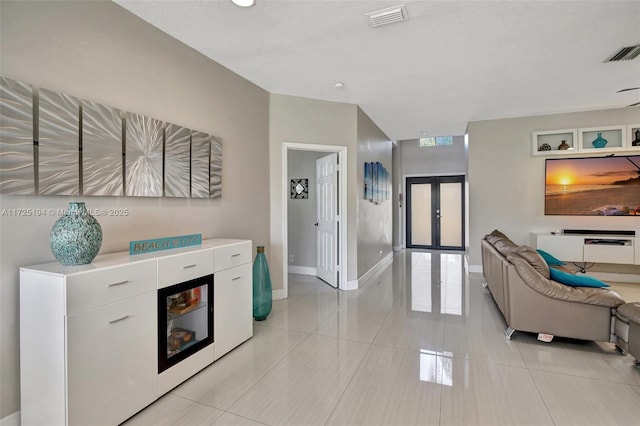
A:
618,303,640,324
509,246,550,279
549,268,609,288
508,253,625,308
536,249,566,266
486,230,518,257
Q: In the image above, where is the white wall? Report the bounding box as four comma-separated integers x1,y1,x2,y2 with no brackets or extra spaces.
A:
0,1,270,418
467,107,640,269
287,150,326,269
357,107,393,277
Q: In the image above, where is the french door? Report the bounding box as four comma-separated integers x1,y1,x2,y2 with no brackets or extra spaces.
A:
406,176,465,250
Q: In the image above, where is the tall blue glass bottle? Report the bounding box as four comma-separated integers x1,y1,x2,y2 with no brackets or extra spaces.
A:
252,245,272,321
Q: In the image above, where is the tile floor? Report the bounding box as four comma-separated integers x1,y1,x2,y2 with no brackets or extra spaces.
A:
125,250,640,426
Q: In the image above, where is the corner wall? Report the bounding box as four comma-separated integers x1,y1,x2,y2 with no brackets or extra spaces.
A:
467,108,640,269
0,1,269,418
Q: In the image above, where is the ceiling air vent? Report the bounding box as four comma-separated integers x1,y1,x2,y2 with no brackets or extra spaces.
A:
366,4,408,28
607,45,640,62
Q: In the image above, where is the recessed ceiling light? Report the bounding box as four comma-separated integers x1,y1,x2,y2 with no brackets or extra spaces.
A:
232,0,255,7
617,87,640,93
334,82,345,89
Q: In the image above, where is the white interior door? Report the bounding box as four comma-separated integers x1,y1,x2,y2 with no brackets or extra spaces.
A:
316,153,338,287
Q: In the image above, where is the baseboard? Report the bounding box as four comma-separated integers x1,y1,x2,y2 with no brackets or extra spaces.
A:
0,411,19,426
586,272,640,284
468,264,483,273
358,252,394,287
272,289,286,300
288,265,317,276
345,279,359,290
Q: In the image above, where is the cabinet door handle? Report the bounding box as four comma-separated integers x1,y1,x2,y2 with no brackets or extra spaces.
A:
232,276,242,281
108,315,130,324
231,253,241,257
183,264,197,269
108,280,129,287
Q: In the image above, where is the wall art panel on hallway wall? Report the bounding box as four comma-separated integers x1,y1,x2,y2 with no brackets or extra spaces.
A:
38,88,80,195
82,100,123,196
0,77,34,195
125,112,163,197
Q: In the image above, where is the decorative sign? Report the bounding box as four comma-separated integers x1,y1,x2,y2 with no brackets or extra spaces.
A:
130,233,202,255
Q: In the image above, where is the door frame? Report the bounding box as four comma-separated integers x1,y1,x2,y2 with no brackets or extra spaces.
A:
282,143,348,296
403,173,466,250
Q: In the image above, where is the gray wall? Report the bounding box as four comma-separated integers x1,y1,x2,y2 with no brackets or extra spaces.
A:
269,94,358,290
287,150,327,269
400,135,467,176
0,1,270,418
467,107,640,269
357,107,393,277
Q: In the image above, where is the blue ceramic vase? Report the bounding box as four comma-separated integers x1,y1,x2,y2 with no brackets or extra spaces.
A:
50,202,102,266
252,245,272,321
591,132,608,149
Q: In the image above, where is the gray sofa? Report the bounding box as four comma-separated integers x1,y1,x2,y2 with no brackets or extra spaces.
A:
481,230,625,342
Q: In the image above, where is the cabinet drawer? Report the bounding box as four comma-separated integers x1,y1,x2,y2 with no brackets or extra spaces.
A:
215,241,252,272
67,291,156,355
66,259,156,315
157,249,214,289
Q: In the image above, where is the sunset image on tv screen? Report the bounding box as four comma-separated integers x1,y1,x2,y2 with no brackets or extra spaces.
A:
545,155,640,216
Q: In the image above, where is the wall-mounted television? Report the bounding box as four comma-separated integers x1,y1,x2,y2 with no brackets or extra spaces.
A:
545,155,640,216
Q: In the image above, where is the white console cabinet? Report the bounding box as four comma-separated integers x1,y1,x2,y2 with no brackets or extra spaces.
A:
20,239,253,426
533,232,639,265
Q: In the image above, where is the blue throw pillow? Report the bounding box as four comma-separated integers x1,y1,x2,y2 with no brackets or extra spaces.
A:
536,249,565,266
549,268,610,288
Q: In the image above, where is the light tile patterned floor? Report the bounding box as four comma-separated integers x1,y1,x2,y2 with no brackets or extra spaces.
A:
124,250,640,426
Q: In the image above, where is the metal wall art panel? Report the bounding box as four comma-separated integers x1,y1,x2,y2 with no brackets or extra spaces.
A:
125,112,163,197
191,131,210,198
210,136,222,199
82,100,123,196
38,88,80,195
0,77,34,194
164,123,191,197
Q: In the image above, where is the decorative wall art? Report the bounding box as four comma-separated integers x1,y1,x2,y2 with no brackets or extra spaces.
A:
164,123,191,198
363,161,389,204
38,88,80,195
82,100,123,196
125,112,163,197
290,178,309,199
0,77,34,195
191,131,211,199
0,76,223,198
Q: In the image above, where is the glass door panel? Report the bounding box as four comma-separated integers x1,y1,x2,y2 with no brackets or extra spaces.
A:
158,274,213,373
439,182,462,247
410,183,432,246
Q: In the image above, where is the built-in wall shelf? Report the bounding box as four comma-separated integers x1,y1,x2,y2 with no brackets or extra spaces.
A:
532,124,638,156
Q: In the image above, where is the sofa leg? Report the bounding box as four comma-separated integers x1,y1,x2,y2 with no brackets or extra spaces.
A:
482,282,488,288
615,345,628,356
505,327,516,340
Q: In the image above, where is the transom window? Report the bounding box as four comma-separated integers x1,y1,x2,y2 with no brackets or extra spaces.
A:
419,136,453,147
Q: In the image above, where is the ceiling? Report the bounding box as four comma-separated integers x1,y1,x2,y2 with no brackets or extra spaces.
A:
114,0,640,141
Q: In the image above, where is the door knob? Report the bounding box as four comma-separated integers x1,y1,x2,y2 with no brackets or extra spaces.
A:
314,222,319,227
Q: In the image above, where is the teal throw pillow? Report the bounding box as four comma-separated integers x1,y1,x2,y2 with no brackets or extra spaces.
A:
536,249,565,266
549,268,610,288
